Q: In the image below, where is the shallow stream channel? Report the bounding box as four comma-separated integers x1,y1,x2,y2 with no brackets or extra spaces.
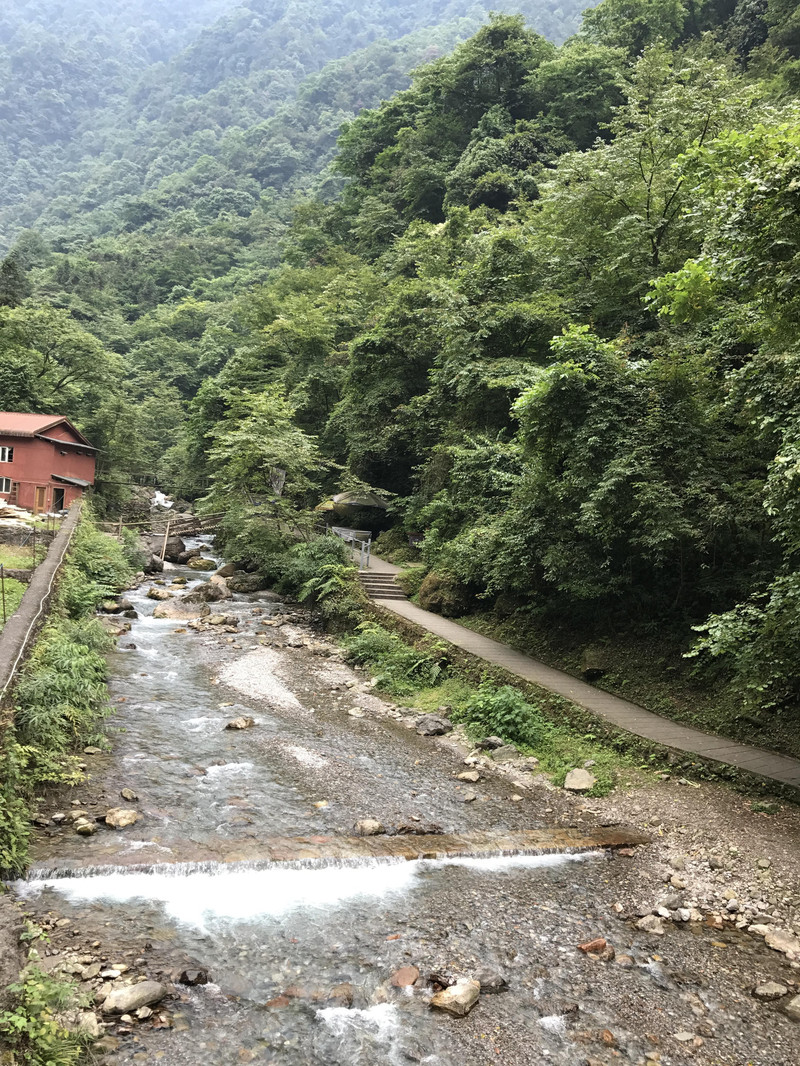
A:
7,539,799,1065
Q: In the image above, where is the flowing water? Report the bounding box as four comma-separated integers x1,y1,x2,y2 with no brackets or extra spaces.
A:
8,540,797,1065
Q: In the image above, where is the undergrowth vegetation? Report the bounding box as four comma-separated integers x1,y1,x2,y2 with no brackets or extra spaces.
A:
0,577,26,632
342,621,625,794
0,514,135,876
0,932,88,1066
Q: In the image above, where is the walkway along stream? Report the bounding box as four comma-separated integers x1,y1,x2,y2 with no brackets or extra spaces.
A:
6,539,800,1065
360,556,800,790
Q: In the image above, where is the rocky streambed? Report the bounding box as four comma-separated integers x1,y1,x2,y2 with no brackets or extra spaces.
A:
6,539,800,1065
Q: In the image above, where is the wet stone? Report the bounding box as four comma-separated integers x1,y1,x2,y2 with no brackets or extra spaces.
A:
391,966,420,988
105,808,140,829
430,978,480,1017
101,981,167,1015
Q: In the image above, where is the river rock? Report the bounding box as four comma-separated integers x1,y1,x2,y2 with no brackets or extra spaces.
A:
785,995,800,1022
179,969,209,986
354,818,385,836
120,788,138,802
187,557,216,571
753,982,788,1000
227,572,268,594
765,928,800,959
101,981,166,1015
564,768,597,792
209,575,233,599
489,745,519,763
391,965,420,987
147,587,171,601
206,613,235,625
225,716,255,730
215,563,237,578
474,967,507,993
430,978,480,1017
176,548,202,564
74,818,97,836
98,616,131,637
105,808,140,829
153,600,210,620
186,583,227,603
144,554,163,574
636,915,665,935
476,736,504,750
77,1011,102,1038
415,714,452,736
457,770,481,783
147,535,185,563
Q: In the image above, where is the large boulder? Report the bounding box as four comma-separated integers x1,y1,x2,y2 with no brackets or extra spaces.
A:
187,557,216,571
147,534,186,564
153,600,210,621
227,572,268,594
147,587,171,601
215,562,238,578
184,583,228,603
101,981,166,1015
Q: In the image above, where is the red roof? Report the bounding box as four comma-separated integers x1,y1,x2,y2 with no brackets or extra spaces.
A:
0,412,93,447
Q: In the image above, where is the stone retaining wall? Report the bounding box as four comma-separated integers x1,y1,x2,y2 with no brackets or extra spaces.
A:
0,501,82,710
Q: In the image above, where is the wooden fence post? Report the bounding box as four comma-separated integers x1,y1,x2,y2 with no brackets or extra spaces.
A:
160,519,171,562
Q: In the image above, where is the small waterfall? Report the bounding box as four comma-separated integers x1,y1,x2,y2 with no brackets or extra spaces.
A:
13,851,602,932
20,845,604,881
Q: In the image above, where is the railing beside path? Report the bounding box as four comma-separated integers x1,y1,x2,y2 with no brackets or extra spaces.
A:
0,501,83,710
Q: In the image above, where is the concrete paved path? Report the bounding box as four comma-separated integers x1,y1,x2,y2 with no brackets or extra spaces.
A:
364,556,800,788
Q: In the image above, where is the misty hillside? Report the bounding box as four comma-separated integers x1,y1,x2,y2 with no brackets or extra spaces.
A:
0,0,588,250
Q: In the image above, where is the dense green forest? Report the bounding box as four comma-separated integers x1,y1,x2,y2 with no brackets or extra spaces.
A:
3,0,800,746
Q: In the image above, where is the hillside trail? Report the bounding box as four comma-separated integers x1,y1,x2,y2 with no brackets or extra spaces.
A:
362,555,800,789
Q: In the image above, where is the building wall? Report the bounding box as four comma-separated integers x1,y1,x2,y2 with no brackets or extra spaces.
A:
0,434,96,511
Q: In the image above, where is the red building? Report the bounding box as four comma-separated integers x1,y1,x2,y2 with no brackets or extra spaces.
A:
0,412,97,513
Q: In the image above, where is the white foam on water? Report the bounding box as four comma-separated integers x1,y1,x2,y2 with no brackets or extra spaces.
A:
538,1014,567,1035
201,762,254,780
183,716,220,732
13,852,600,935
284,745,326,768
125,841,173,854
16,862,421,932
430,851,601,874
318,1002,399,1037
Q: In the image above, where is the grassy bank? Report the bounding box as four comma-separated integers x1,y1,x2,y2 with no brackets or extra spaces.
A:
0,515,135,876
448,609,800,762
340,620,645,796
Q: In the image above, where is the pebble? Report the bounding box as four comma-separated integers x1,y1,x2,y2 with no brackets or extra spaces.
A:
753,982,788,1000
457,770,481,783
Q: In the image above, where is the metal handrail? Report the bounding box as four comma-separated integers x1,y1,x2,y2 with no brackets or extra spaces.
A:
329,526,372,570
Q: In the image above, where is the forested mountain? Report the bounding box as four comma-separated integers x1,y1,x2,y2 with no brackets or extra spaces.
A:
0,0,587,249
4,0,800,741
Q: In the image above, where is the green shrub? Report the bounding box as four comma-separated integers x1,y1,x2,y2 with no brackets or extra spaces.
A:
0,958,87,1066
342,622,449,695
396,566,427,599
452,682,546,748
14,623,111,754
373,528,420,565
417,570,473,617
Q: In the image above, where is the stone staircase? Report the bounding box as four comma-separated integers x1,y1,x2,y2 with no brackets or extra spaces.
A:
358,570,406,601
